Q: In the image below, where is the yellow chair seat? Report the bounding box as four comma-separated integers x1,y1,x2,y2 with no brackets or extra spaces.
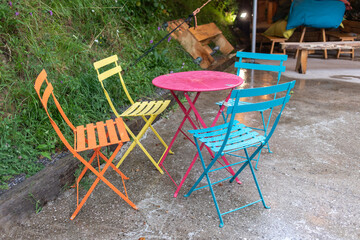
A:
121,100,170,117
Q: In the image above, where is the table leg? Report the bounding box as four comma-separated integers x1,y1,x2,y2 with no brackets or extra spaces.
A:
295,49,308,74
160,90,241,198
158,91,201,167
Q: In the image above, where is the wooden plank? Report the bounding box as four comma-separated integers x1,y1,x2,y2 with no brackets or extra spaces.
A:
213,34,234,55
174,30,215,68
282,41,360,50
188,23,222,42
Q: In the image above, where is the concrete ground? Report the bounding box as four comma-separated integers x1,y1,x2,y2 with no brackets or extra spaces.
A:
2,54,360,239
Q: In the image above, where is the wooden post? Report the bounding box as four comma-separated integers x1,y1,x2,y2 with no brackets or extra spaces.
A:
321,28,327,59
295,27,306,59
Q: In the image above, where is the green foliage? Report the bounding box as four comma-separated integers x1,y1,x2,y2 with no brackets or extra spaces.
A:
28,193,42,214
0,0,236,188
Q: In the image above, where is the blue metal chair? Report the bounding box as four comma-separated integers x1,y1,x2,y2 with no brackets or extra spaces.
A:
217,51,288,169
186,81,296,228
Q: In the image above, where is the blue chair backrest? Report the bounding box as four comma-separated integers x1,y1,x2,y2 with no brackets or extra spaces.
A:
235,51,288,84
219,81,296,155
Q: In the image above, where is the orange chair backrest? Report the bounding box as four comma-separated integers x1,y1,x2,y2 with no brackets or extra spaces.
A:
34,69,76,153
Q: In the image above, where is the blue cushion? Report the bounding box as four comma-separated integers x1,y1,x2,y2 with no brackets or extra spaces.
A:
286,0,345,30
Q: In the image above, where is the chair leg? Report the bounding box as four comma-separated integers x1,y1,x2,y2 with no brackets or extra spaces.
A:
260,111,272,153
246,149,270,209
142,115,174,155
270,41,275,54
71,144,137,220
205,170,224,228
185,139,220,197
150,124,174,154
184,138,225,227
117,118,164,174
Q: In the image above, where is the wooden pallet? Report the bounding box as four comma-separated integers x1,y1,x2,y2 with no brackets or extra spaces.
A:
167,20,234,69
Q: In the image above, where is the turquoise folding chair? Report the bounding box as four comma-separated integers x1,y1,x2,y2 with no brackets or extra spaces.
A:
186,81,296,228
217,51,288,169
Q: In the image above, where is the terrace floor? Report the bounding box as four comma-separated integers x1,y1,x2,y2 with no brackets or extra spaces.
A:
2,52,360,239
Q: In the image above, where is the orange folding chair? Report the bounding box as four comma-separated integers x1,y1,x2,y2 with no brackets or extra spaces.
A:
34,69,137,220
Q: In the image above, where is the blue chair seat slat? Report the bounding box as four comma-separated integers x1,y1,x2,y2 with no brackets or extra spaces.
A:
220,136,265,152
198,124,250,143
189,122,234,135
209,134,265,152
204,130,259,148
191,121,244,138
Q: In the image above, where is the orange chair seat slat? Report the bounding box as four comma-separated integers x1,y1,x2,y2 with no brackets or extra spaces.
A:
115,118,130,142
96,121,108,146
76,125,86,152
106,119,119,144
86,123,97,149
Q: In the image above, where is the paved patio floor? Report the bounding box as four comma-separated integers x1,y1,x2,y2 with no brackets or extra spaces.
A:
2,55,360,239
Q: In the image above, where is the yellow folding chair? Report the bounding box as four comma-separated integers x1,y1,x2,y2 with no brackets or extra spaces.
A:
34,69,137,220
93,55,173,174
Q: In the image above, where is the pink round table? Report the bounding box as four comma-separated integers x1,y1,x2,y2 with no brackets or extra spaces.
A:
152,70,244,197
152,70,243,92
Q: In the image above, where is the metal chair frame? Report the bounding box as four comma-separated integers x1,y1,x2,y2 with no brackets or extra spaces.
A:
35,70,137,220
217,51,288,169
186,81,296,227
94,55,173,174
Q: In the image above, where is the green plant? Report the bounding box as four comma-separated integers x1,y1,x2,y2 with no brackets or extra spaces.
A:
28,193,42,214
0,0,235,189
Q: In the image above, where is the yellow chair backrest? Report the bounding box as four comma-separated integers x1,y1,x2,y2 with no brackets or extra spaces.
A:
93,55,135,118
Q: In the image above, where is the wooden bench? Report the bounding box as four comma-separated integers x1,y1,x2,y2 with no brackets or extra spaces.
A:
260,34,287,54
281,41,360,74
326,31,358,59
